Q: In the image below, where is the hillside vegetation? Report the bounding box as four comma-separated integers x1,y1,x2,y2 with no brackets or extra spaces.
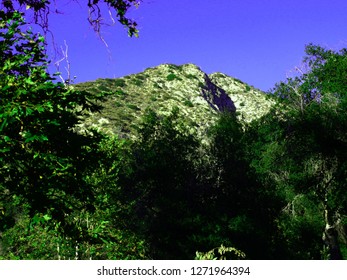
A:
73,63,274,138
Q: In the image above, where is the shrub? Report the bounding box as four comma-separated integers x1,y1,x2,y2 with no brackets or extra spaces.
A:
114,79,126,87
114,101,123,107
167,73,179,81
98,84,110,92
186,74,198,80
184,100,194,107
127,104,141,111
150,96,157,102
134,79,144,86
195,245,246,260
234,78,245,84
115,90,127,96
168,64,182,71
198,82,205,88
136,74,147,80
161,92,171,100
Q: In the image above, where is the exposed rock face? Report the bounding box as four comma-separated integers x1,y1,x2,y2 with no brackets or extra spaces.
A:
209,72,275,124
74,63,275,137
201,74,236,113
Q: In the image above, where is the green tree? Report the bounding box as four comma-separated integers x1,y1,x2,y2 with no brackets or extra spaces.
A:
207,112,278,259
118,108,204,259
0,10,108,258
261,44,347,259
246,111,324,259
0,3,147,260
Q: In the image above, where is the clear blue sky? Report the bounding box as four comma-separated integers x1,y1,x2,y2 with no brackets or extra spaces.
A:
45,0,347,91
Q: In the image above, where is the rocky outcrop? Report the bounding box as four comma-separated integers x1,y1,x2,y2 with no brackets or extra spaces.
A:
209,72,275,123
201,74,236,113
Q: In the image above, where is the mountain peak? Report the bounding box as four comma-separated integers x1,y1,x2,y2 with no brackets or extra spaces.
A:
74,63,274,137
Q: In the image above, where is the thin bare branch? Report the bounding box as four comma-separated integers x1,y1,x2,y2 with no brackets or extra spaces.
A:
54,40,72,85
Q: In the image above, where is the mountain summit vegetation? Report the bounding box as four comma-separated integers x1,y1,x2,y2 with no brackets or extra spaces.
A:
0,11,346,260
74,63,274,138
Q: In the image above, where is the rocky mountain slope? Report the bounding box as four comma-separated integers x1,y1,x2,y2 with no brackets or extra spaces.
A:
74,63,275,137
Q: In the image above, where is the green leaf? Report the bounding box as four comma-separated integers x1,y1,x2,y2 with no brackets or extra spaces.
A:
42,214,51,221
26,107,33,116
0,118,8,131
35,105,45,113
9,107,18,116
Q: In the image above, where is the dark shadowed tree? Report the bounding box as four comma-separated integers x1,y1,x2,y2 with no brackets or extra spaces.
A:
264,44,347,259
117,108,204,259
207,112,279,259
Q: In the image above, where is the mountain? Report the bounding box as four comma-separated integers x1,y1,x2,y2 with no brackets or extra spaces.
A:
74,63,275,137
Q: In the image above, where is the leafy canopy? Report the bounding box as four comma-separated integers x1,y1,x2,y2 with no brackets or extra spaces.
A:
0,10,103,220
1,0,141,37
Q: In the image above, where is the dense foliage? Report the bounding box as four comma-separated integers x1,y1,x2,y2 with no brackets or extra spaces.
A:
247,44,347,259
1,0,140,37
0,11,346,259
0,10,145,259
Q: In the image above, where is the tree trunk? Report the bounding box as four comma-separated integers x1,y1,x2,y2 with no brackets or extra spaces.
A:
322,208,343,260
